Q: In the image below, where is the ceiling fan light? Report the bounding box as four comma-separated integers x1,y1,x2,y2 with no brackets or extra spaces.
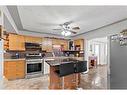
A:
61,31,71,36
61,31,66,35
66,31,71,36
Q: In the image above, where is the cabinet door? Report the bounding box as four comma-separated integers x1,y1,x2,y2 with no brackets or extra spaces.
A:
61,40,68,50
32,37,42,43
25,36,42,43
4,61,17,80
52,39,60,45
42,38,52,52
16,60,25,79
8,34,25,50
17,35,25,50
4,71,17,80
8,34,18,50
74,39,84,50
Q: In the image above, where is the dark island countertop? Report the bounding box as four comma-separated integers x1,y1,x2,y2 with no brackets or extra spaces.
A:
45,58,82,66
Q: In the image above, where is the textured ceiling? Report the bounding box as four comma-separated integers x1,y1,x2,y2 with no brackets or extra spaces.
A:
7,6,127,37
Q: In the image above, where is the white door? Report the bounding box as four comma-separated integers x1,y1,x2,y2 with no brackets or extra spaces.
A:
94,43,107,65
94,44,100,65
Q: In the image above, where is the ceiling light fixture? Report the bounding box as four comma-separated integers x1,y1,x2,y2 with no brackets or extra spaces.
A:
61,30,71,36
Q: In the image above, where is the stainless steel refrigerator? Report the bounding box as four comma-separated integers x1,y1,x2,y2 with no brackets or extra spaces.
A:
110,36,127,89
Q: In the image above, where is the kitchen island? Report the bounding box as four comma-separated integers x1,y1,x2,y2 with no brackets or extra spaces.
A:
46,58,85,89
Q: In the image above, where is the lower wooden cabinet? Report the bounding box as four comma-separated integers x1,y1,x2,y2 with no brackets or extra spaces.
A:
4,60,25,80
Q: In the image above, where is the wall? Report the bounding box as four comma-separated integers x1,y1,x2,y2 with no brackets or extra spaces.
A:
0,8,3,89
3,13,16,33
0,40,3,88
0,16,2,25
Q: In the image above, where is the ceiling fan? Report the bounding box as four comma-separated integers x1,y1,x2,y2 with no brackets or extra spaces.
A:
52,21,80,36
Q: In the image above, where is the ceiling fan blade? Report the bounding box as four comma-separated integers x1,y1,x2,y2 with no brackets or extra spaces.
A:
72,27,80,30
64,21,73,25
53,29,62,30
70,30,77,34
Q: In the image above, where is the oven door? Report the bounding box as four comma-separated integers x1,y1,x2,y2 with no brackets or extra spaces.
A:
27,63,43,74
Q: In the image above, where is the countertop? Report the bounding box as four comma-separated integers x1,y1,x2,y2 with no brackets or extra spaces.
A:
4,57,84,62
44,56,84,60
45,58,83,66
4,58,26,61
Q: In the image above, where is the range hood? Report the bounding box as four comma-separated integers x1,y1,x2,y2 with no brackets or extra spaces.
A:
25,42,42,51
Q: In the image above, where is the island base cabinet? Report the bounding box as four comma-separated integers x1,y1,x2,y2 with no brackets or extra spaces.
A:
49,66,80,89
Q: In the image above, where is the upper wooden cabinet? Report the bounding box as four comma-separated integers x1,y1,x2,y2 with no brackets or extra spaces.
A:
4,33,68,51
0,25,2,39
52,39,68,50
25,36,42,43
8,34,25,51
42,38,52,52
6,34,42,51
74,39,84,50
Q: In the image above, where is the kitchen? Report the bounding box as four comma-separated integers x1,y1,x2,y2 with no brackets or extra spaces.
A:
2,31,85,89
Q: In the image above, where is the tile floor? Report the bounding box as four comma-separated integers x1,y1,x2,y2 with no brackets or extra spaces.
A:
1,65,107,90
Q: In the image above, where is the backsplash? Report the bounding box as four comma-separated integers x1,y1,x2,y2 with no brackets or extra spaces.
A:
4,51,49,59
4,51,25,59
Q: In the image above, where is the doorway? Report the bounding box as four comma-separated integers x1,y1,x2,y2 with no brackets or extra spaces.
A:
81,37,108,89
87,37,107,66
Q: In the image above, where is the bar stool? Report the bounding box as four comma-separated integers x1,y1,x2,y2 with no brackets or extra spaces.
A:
75,61,87,89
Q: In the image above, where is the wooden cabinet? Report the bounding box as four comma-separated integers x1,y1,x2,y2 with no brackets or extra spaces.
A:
3,33,43,50
4,34,42,51
60,40,68,50
0,25,2,39
8,34,25,51
52,39,68,50
42,38,52,52
3,32,68,51
3,34,9,50
25,36,42,43
74,39,84,50
42,38,68,52
4,60,25,80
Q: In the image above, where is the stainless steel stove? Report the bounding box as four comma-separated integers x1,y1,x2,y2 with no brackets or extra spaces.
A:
25,53,44,78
